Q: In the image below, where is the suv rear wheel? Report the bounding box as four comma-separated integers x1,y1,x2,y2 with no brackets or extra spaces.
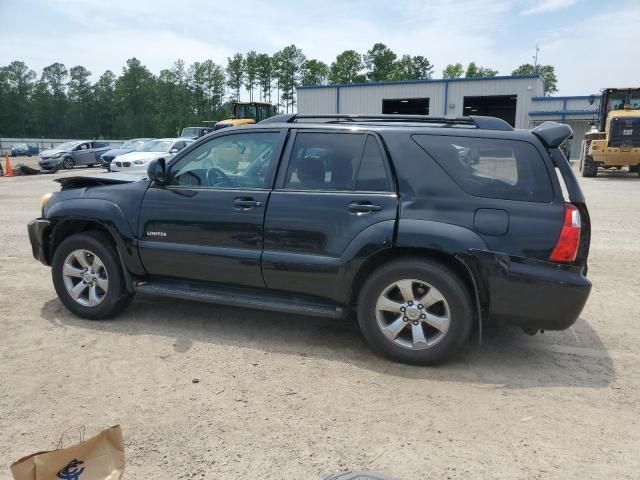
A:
51,232,134,319
357,258,473,365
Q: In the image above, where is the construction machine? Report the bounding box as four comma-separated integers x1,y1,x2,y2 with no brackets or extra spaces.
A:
213,101,277,130
579,87,640,177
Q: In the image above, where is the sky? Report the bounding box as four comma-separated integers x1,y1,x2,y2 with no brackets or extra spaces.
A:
1,0,639,96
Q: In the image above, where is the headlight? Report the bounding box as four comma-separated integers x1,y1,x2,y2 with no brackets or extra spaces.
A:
40,192,53,215
51,152,62,158
133,160,144,165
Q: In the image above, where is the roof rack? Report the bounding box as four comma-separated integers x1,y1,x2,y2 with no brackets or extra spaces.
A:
260,113,513,131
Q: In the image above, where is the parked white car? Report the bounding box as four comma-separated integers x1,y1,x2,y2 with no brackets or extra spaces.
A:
110,138,193,174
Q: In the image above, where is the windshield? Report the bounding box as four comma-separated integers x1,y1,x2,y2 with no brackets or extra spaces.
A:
139,140,172,152
55,141,80,151
121,139,147,150
13,143,27,149
607,89,640,112
181,128,201,137
235,105,257,119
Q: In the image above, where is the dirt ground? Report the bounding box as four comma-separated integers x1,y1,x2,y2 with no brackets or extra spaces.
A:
0,165,639,479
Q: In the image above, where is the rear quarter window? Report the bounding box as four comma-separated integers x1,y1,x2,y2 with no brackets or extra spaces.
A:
412,135,553,202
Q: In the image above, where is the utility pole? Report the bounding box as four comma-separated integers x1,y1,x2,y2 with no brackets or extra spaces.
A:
533,44,540,73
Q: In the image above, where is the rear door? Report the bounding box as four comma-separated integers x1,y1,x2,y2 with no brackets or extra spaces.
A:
138,129,286,287
262,130,398,302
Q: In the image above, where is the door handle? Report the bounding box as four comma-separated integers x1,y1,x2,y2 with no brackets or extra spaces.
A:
348,202,382,214
233,197,262,209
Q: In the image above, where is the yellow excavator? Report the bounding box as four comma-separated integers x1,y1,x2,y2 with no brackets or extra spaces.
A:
579,87,640,177
212,101,278,131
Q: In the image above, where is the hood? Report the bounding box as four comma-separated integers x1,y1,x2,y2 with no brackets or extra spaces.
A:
216,118,256,127
117,151,167,162
54,172,144,190
40,148,69,157
102,148,135,157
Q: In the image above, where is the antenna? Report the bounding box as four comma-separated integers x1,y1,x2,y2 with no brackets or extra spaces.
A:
533,44,540,72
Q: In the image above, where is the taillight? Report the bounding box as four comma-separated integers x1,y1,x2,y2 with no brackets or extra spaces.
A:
550,203,581,262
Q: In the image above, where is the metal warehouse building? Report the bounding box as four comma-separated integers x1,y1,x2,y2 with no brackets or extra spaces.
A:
297,74,597,157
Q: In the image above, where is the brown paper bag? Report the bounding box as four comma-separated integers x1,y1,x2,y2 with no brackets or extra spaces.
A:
10,425,124,480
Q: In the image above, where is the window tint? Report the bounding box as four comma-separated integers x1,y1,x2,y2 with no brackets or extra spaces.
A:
356,137,392,191
285,132,364,190
168,132,280,189
412,135,553,202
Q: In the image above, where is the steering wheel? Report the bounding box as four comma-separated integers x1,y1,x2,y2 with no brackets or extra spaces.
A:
205,167,230,186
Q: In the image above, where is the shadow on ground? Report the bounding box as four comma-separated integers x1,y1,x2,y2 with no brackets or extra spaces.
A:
41,294,614,389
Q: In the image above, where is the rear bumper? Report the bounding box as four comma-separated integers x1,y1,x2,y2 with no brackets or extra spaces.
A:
470,250,591,330
27,218,52,265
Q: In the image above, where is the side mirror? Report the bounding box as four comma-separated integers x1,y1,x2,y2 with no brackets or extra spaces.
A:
170,148,179,154
588,94,596,105
147,158,166,185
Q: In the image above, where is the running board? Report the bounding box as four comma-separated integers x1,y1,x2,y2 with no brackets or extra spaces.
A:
136,279,347,319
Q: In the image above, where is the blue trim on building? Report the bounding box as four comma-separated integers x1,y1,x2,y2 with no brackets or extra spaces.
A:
532,95,594,101
529,110,597,116
297,74,542,90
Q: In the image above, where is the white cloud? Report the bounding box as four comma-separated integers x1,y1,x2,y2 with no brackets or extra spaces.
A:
521,0,578,16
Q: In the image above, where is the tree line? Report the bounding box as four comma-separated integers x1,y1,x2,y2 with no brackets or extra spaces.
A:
0,42,558,139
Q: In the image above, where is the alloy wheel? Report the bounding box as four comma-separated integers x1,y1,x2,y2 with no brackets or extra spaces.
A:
62,249,109,307
375,279,451,350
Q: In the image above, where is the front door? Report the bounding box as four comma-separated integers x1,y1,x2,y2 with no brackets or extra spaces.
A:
74,142,94,165
262,130,398,303
138,129,285,287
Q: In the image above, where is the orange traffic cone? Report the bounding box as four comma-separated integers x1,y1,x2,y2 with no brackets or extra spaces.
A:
4,153,14,177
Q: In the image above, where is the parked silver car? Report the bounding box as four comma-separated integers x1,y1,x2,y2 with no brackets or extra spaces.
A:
39,141,111,172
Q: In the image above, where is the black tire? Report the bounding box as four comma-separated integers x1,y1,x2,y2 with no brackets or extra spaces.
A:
357,258,474,365
581,155,598,177
51,232,134,320
62,157,74,170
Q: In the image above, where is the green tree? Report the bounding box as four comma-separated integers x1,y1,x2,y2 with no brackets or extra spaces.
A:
42,62,69,136
273,45,305,113
68,65,93,136
226,53,244,101
442,63,464,79
392,55,434,80
115,58,157,137
243,51,258,101
300,59,329,85
512,63,558,95
93,70,116,138
2,61,36,135
255,53,273,102
465,62,498,78
364,43,397,82
329,50,365,84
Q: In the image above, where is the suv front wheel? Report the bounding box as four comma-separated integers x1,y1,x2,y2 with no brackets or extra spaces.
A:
51,232,134,319
357,258,474,365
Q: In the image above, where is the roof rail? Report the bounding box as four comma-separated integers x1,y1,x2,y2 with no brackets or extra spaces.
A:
259,113,513,131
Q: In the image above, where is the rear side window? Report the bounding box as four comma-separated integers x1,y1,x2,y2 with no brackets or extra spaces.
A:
356,137,392,191
413,135,553,202
285,132,393,192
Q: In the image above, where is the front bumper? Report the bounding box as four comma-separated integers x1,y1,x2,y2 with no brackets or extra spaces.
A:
471,251,591,331
39,158,62,170
27,218,52,265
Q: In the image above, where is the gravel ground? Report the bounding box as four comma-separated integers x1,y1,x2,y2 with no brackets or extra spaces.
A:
0,166,639,479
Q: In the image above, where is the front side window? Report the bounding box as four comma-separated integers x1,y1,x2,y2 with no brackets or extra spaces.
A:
168,132,280,189
413,135,553,202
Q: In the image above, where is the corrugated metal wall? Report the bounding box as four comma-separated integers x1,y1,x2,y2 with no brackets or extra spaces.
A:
297,76,545,128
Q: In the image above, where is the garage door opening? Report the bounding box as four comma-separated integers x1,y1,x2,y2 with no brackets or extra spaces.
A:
463,95,517,126
382,98,429,115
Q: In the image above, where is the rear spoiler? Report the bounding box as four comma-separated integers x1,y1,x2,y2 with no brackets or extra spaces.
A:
531,121,573,148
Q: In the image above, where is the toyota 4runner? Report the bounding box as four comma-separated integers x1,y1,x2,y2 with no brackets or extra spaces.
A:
28,114,591,365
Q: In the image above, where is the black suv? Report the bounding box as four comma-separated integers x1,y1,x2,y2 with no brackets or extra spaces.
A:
28,114,591,364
